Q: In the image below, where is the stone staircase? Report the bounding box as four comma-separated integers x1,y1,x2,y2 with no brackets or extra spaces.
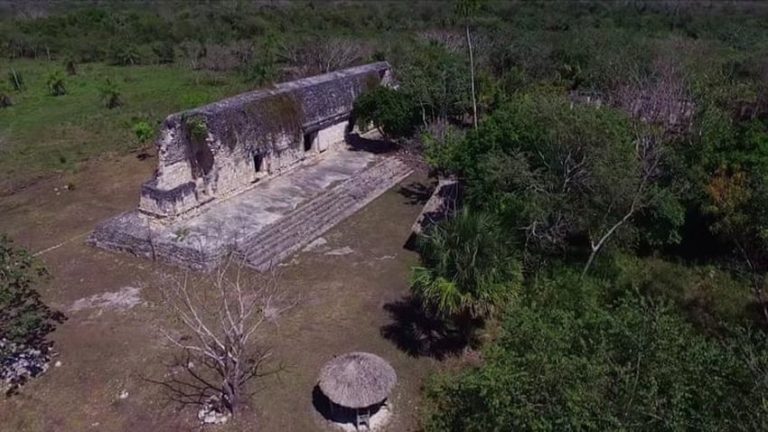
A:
235,156,412,272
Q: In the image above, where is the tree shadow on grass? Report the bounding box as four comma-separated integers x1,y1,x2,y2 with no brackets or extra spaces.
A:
380,296,468,360
143,348,284,414
141,351,216,410
345,133,398,154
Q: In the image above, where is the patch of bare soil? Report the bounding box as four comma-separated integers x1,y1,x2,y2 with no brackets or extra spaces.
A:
0,154,439,432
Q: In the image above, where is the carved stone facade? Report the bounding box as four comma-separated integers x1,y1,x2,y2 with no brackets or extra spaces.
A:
139,62,393,219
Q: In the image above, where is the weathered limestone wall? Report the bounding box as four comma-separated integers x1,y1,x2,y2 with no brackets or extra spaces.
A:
139,62,393,219
317,122,348,152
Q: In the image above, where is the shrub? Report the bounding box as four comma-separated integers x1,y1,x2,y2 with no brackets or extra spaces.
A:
132,120,154,143
64,59,77,76
241,61,278,86
424,276,768,431
108,43,141,66
152,41,175,64
0,236,63,371
199,43,241,72
46,71,67,96
98,78,122,109
186,116,209,143
353,86,421,139
7,68,24,91
396,42,470,122
422,119,466,174
240,33,279,85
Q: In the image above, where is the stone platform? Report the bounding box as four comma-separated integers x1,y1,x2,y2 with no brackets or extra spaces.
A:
88,148,412,271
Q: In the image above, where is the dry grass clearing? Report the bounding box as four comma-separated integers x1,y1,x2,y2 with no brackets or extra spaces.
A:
0,152,440,432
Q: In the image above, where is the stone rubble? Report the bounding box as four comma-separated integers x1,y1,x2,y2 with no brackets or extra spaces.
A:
325,246,354,256
198,394,230,425
0,338,52,393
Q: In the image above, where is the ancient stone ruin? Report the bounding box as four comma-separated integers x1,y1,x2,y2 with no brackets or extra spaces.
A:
89,62,412,271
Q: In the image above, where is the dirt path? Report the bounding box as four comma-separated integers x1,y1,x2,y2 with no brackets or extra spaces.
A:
0,154,437,432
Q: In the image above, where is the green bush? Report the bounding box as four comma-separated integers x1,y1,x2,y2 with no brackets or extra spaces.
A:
152,41,175,64
422,120,466,174
606,254,753,328
424,273,768,431
241,61,278,87
64,59,77,76
7,68,24,91
185,116,209,143
395,42,470,121
45,71,67,96
132,120,154,144
98,78,122,109
433,91,684,267
353,86,421,139
0,235,63,353
108,43,142,66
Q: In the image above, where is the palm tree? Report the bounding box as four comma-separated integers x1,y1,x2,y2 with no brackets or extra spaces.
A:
411,209,521,341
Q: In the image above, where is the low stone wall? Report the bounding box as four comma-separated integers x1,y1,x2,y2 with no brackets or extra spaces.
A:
88,211,228,271
409,178,461,238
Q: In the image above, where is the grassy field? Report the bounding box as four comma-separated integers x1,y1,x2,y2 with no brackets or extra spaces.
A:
0,60,250,192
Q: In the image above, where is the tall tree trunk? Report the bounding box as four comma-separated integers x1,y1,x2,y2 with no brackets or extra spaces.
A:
466,24,478,130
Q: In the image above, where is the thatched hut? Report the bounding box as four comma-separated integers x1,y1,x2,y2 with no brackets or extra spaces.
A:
317,352,397,430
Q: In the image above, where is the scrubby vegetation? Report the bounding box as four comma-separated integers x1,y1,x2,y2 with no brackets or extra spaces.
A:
424,267,768,431
98,77,121,109
0,235,63,393
0,236,58,349
355,1,768,430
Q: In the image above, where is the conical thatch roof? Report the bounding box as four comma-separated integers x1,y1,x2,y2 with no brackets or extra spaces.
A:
318,352,397,409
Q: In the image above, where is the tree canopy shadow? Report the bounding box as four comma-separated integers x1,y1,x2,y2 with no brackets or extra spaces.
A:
345,132,397,154
141,350,217,410
141,349,281,412
380,296,468,360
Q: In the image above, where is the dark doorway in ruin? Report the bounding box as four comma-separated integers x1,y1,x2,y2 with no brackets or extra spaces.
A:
303,131,317,152
253,154,263,173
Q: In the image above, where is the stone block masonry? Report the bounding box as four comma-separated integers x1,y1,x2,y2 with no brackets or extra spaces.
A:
138,62,392,220
88,63,413,271
89,149,412,271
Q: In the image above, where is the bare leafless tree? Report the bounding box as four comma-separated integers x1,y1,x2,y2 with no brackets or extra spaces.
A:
159,262,294,416
279,37,370,79
614,49,693,136
178,40,205,71
417,29,466,53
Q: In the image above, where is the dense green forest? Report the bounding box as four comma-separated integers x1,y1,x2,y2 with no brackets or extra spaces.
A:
2,1,768,430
